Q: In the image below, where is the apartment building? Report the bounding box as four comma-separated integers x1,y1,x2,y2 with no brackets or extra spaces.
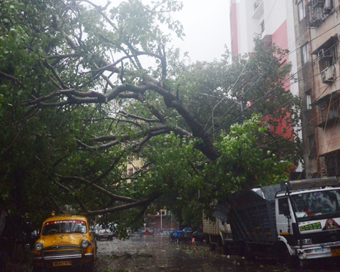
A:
229,0,302,175
293,0,340,178
230,0,298,88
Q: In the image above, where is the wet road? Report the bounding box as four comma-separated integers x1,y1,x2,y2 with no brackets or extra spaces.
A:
94,236,340,272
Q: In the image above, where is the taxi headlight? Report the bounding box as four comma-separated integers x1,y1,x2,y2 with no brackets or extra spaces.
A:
81,240,89,249
35,242,43,251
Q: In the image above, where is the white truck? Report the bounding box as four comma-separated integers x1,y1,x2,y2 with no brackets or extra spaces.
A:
202,210,232,252
211,177,340,268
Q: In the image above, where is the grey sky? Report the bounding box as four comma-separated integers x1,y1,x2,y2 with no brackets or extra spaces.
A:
172,1,231,62
95,0,231,63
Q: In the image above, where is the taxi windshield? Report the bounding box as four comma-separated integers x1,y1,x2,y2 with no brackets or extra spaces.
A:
290,189,340,220
42,220,87,235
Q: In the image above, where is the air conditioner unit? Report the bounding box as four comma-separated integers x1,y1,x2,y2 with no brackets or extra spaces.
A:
321,66,335,83
323,0,332,14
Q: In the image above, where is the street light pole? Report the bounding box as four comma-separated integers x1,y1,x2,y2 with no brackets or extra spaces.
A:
160,209,162,233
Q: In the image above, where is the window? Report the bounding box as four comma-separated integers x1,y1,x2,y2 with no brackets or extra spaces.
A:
317,96,340,126
254,0,262,11
42,220,87,235
301,43,309,65
314,37,338,84
326,151,340,176
278,198,289,215
308,134,316,157
298,0,306,21
306,92,312,110
290,190,340,221
260,20,265,34
318,40,338,72
328,98,340,119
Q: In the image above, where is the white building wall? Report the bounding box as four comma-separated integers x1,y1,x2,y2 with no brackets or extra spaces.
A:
231,0,301,172
263,0,287,35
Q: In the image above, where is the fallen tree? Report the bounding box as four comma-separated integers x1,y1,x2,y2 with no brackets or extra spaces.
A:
0,0,301,229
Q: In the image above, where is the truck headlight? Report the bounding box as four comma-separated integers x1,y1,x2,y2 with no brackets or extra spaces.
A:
35,242,43,251
81,240,89,249
301,238,312,245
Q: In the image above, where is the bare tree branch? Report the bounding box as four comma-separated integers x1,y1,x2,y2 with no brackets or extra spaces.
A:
55,174,137,203
84,192,162,216
0,71,29,91
53,180,88,213
83,152,124,189
43,60,69,89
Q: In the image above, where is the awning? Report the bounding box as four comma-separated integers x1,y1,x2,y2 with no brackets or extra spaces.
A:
312,35,338,55
312,90,340,106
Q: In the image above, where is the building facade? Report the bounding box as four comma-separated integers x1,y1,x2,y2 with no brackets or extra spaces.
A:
292,0,340,178
229,0,302,174
230,0,298,93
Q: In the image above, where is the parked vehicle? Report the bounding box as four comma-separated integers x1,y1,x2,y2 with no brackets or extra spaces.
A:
169,227,193,243
203,211,232,251
191,228,204,244
93,223,117,241
32,214,96,272
96,229,114,241
210,177,340,268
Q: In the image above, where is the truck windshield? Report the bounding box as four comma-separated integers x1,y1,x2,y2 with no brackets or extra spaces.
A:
42,220,87,235
290,189,340,220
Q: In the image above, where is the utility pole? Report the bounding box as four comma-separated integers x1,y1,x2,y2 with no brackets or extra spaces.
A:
160,209,162,233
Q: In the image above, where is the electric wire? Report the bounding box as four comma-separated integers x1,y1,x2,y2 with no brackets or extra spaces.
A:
207,40,340,136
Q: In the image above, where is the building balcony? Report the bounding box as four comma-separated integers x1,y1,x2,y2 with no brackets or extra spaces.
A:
307,0,334,27
253,0,263,18
315,90,340,127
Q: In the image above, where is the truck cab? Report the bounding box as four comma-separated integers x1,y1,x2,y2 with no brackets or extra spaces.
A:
275,177,340,263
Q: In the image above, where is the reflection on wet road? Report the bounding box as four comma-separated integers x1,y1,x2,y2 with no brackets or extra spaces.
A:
95,236,339,272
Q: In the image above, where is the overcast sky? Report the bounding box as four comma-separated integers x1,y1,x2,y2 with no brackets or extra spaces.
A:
171,1,231,62
96,0,231,63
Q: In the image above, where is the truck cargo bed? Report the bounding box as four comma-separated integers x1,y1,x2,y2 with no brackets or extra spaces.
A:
226,186,279,245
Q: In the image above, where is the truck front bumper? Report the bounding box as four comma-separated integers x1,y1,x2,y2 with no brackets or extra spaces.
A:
296,242,340,259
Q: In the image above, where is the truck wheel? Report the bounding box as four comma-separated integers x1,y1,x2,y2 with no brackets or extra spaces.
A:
209,243,217,251
243,244,255,262
279,246,297,268
222,244,229,255
283,254,297,268
32,266,43,272
299,259,309,270
86,258,94,272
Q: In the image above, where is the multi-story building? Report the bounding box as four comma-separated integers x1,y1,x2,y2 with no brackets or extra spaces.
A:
230,0,298,87
292,0,340,179
229,0,302,175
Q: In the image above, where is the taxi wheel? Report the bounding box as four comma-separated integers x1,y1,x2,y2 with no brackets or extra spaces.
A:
86,259,94,272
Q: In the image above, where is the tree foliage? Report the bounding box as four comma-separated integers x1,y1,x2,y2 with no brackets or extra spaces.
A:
0,0,301,229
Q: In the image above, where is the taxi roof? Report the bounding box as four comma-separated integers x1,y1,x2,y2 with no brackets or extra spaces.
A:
43,214,88,223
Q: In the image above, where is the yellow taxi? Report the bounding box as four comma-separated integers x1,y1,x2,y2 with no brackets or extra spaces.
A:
33,214,96,272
